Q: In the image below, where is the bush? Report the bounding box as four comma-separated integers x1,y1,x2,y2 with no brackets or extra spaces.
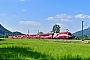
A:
84,38,90,40
74,36,80,40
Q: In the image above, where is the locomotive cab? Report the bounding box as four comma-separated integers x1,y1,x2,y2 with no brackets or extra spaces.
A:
68,32,72,39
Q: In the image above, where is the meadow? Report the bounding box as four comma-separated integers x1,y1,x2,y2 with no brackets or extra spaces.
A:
0,38,90,60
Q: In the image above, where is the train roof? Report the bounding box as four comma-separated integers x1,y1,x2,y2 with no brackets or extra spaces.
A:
25,32,72,35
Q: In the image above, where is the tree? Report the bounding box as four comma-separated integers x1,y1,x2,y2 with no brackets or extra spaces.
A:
38,32,43,34
72,34,75,39
74,36,80,40
52,24,61,33
84,35,88,38
84,35,88,40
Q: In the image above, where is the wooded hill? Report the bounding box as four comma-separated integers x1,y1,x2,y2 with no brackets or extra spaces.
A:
73,27,90,36
0,24,23,38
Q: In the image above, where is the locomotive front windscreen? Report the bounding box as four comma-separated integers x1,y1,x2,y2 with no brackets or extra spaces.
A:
68,33,72,35
68,33,72,39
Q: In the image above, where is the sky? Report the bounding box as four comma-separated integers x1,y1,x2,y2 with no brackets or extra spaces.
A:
0,0,90,34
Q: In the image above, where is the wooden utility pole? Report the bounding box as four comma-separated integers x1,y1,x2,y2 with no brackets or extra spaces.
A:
82,21,84,41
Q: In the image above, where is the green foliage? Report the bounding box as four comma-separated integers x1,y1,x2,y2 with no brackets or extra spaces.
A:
84,38,89,40
38,32,43,34
72,35,90,40
0,39,90,59
52,24,61,33
72,34,75,39
84,35,88,38
83,35,90,40
74,36,80,40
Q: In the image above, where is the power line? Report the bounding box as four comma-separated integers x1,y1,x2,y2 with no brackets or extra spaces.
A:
83,22,88,27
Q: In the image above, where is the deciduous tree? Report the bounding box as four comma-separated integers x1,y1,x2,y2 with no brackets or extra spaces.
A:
52,24,61,33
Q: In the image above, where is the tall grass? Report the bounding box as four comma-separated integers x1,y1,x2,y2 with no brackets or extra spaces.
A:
0,39,90,60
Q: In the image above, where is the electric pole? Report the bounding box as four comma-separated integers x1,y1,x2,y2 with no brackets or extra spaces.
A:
38,30,39,34
82,21,84,41
28,30,29,35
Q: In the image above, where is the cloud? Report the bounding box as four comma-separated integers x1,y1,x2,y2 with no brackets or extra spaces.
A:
46,17,54,20
46,14,72,21
22,9,26,12
47,13,90,21
57,23,67,27
0,14,5,16
61,19,73,22
20,0,25,2
55,14,72,19
14,15,18,17
87,16,90,18
74,14,87,18
19,21,41,25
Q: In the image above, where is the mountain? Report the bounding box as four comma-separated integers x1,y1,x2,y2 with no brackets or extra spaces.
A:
0,24,12,34
73,27,90,36
12,31,23,35
0,24,23,37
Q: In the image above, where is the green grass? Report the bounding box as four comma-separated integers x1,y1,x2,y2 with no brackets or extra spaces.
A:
0,39,90,60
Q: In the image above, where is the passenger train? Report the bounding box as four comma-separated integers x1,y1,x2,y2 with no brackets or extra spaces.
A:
8,32,72,39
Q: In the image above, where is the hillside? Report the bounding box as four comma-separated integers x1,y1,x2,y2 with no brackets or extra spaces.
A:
0,24,12,34
0,24,23,37
73,27,90,36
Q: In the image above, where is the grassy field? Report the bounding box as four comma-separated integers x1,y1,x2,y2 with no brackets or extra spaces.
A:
0,39,90,60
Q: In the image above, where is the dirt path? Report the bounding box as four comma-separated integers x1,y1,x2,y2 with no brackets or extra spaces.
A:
45,39,90,43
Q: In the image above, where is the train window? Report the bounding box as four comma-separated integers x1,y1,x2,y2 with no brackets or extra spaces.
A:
68,33,72,35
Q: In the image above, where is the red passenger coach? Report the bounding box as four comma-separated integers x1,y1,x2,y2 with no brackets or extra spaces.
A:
39,33,52,39
29,34,38,38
